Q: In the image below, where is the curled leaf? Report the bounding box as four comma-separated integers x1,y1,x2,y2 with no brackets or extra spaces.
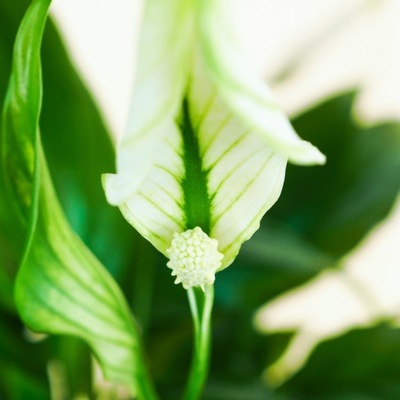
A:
1,0,156,395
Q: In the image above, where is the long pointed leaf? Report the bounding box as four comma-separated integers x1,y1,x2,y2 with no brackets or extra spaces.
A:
1,0,156,394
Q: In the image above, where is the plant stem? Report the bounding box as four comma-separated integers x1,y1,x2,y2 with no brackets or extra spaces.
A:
131,331,160,400
183,285,214,400
136,367,159,400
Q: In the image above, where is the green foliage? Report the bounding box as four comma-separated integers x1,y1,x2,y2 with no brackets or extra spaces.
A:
1,0,399,399
1,0,156,397
40,17,136,279
272,92,400,258
281,324,400,400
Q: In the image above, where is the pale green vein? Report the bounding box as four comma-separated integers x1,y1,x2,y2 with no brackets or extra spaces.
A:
209,147,266,202
220,209,265,255
138,191,184,228
211,153,273,226
206,130,251,171
123,100,172,147
220,161,284,255
32,262,130,333
26,289,133,347
199,112,232,158
120,204,171,247
164,137,182,154
193,87,218,132
154,164,181,182
43,235,119,312
157,184,184,209
46,231,129,323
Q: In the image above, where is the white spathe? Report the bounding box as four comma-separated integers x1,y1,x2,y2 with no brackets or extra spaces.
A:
103,0,325,274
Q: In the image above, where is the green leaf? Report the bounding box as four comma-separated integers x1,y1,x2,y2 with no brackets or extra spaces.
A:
40,15,136,279
1,0,156,395
271,92,400,258
15,163,140,387
0,366,49,400
0,310,51,399
0,0,35,292
203,381,280,400
220,222,334,308
279,324,400,400
0,0,136,304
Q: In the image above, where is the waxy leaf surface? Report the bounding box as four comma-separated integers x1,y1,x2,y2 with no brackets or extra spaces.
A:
1,0,152,392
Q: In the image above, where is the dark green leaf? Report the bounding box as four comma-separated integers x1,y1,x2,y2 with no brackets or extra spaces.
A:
0,309,51,399
220,222,334,309
271,92,400,258
203,380,284,400
280,324,400,400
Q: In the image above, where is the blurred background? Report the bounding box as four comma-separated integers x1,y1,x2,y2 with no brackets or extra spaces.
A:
51,0,400,134
51,0,400,388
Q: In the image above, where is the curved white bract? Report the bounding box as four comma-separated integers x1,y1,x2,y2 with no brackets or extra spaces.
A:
198,0,325,165
104,0,194,208
188,60,287,268
104,0,325,284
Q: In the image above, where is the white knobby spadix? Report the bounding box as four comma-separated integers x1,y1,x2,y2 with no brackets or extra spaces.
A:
103,0,325,290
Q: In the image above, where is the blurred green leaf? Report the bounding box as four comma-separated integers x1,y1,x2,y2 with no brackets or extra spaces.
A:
0,366,49,400
0,308,94,399
271,92,400,258
220,222,334,309
50,336,93,398
280,324,400,400
203,381,281,400
0,309,51,398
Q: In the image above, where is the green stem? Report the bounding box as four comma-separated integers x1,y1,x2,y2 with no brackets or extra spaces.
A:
134,352,159,400
131,237,156,333
183,285,214,400
120,298,158,400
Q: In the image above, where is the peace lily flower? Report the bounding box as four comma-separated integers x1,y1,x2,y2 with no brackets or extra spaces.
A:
103,0,325,290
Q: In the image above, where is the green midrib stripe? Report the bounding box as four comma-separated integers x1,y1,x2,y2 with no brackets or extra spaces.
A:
179,97,211,234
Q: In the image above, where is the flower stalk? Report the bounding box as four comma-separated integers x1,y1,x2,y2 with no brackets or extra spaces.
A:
184,285,214,400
